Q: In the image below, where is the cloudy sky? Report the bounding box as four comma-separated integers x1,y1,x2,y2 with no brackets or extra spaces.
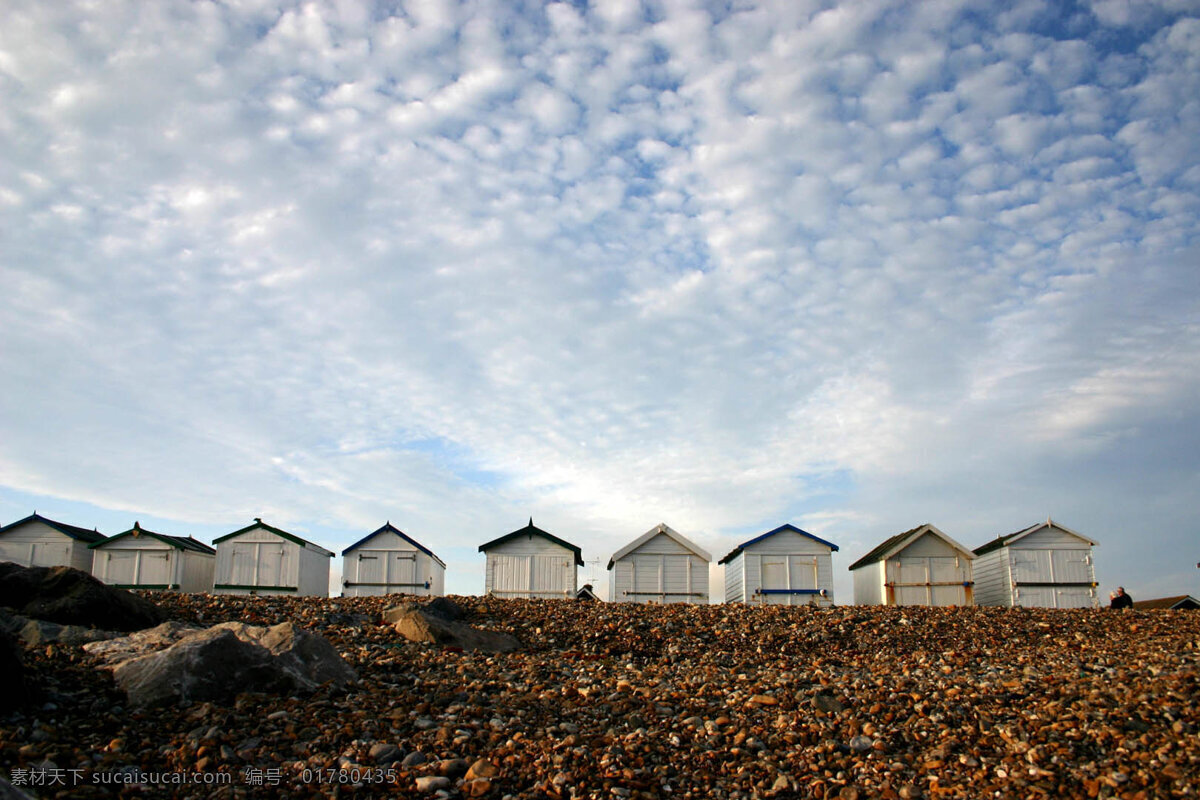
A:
2,0,1197,602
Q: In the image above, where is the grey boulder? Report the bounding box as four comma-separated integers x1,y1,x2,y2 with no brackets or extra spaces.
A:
87,621,357,706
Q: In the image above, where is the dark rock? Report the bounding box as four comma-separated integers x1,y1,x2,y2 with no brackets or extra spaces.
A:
423,597,466,621
0,625,34,712
381,596,466,625
0,563,164,632
0,774,39,799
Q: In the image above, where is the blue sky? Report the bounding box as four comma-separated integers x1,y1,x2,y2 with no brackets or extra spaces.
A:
1,0,1197,602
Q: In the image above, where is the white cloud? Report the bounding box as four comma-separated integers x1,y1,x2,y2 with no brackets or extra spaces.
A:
0,0,1197,601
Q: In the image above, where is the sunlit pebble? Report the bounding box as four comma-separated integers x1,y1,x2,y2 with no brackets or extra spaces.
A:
2,595,1198,798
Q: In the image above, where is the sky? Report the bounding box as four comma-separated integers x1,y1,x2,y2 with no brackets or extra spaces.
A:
1,0,1197,603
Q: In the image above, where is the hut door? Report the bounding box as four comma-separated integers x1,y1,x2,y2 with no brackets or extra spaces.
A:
491,555,529,595
1015,586,1054,608
259,546,287,587
388,553,417,589
632,554,661,600
30,542,70,567
106,551,137,584
1010,549,1050,583
929,557,965,606
229,543,256,584
761,559,786,602
758,558,787,605
356,553,382,595
1051,550,1091,583
531,555,569,598
894,558,930,606
140,551,172,586
789,556,818,604
662,555,694,603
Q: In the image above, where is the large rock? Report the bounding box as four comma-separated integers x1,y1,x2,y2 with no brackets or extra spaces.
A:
0,563,165,632
87,621,357,706
0,626,34,713
390,606,521,653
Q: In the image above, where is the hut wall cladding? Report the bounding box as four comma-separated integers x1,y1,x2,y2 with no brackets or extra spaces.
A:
972,547,1014,607
299,542,331,597
853,562,884,606
484,536,577,599
725,552,745,604
610,533,708,604
180,547,216,592
727,529,836,606
0,519,94,572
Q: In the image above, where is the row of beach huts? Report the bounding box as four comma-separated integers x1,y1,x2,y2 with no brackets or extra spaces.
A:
2,512,1175,610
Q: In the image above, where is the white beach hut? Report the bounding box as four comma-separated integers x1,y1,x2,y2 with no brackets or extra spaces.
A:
212,518,333,597
341,522,445,597
848,523,974,606
0,513,105,571
90,522,215,592
607,523,711,604
972,518,1098,609
719,523,838,606
479,519,582,599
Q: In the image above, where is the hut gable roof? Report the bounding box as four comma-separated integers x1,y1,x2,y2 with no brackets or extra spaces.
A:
848,523,971,571
213,518,333,557
607,523,711,570
973,518,1097,556
0,513,106,545
341,522,446,568
718,523,838,565
478,519,584,566
89,522,215,554
1132,595,1200,610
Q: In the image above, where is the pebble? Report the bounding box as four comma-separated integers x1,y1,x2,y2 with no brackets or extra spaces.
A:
415,775,450,792
4,593,1198,800
849,735,874,753
369,742,401,764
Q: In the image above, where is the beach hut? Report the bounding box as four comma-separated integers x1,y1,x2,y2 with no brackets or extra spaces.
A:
575,583,601,601
212,518,333,597
848,523,974,606
607,523,711,604
0,513,105,571
1132,595,1200,611
341,522,445,597
972,518,1098,608
719,523,838,606
89,522,215,592
479,519,582,599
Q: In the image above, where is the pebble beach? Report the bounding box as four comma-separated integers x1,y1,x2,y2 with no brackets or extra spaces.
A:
4,594,1198,799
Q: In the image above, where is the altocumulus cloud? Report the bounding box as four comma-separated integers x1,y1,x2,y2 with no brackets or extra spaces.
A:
0,0,1197,599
